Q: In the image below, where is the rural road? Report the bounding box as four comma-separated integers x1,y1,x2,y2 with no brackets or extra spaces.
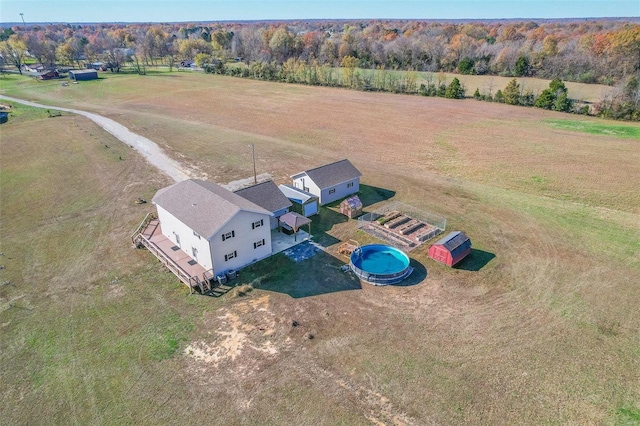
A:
0,95,190,183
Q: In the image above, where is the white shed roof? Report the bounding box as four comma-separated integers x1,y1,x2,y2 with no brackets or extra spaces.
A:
278,184,319,205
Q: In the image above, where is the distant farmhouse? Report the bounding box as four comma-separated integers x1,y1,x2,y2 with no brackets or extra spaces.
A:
38,70,59,80
22,63,47,73
291,159,361,205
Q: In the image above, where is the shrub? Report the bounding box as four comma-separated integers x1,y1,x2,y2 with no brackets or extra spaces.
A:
234,284,253,297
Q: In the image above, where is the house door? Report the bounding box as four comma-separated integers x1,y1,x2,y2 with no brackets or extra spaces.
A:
191,247,198,262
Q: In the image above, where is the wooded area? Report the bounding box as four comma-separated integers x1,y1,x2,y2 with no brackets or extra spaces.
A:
1,19,639,119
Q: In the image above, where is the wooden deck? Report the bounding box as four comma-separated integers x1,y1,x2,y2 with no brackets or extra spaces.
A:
132,214,212,294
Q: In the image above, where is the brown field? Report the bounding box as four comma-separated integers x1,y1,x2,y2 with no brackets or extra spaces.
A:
1,72,639,424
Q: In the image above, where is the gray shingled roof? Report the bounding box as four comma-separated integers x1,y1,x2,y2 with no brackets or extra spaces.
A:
152,179,272,239
434,231,471,252
234,180,292,213
70,69,98,75
297,159,361,189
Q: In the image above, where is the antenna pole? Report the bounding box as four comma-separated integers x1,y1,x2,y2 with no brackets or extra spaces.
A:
249,144,257,184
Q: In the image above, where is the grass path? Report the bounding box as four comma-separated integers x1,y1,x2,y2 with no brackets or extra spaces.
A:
0,94,190,183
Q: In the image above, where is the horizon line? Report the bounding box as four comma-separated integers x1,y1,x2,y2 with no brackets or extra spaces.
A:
2,16,639,25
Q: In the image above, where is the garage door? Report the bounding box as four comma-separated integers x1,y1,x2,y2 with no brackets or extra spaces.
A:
304,201,318,216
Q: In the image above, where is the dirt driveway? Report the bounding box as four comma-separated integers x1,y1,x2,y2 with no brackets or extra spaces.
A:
0,95,190,182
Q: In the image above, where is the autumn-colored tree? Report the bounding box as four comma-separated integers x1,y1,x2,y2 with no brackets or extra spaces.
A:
0,35,27,74
542,35,559,57
341,55,357,87
268,27,294,63
194,53,212,68
178,38,212,59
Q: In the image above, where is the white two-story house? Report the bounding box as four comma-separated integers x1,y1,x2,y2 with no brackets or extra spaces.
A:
152,179,273,276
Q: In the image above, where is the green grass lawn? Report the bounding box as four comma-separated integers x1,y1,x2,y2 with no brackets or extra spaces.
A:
546,119,640,139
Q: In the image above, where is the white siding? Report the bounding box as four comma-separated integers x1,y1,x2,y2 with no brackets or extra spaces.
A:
270,207,290,229
210,211,272,275
156,205,213,270
294,174,360,205
318,178,360,205
292,174,320,198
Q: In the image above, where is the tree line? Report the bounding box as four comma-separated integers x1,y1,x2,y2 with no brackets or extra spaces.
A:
0,19,638,120
202,58,638,120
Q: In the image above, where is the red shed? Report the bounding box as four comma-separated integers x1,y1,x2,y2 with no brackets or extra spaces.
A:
428,231,471,267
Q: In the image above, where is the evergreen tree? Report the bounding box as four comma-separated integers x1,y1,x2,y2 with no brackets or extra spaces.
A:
549,78,567,94
495,89,504,103
553,91,573,112
534,89,555,109
473,87,481,100
535,78,569,110
503,78,521,105
458,57,475,75
445,77,465,99
514,56,530,76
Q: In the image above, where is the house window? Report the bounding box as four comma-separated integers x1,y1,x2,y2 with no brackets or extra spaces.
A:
252,219,264,229
193,231,201,239
222,230,235,241
253,239,265,249
303,186,310,192
347,182,354,188
191,247,198,259
224,251,237,261
329,188,336,194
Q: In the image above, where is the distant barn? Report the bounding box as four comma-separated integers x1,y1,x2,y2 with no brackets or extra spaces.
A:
69,69,98,81
428,231,471,267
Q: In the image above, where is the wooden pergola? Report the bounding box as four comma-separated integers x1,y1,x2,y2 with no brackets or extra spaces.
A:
279,212,311,241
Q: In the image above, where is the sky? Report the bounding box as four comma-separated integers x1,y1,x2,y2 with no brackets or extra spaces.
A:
1,0,638,23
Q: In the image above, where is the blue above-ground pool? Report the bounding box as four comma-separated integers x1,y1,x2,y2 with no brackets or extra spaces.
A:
350,244,413,285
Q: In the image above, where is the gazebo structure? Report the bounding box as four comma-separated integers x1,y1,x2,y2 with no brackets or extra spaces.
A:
279,212,311,241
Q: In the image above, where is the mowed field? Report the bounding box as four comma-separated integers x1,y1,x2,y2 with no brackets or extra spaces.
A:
1,72,639,424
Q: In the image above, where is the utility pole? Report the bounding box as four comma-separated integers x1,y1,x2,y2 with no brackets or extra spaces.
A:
20,13,25,27
249,144,257,184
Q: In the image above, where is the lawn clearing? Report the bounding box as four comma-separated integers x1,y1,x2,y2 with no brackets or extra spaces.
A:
546,118,640,139
1,73,639,424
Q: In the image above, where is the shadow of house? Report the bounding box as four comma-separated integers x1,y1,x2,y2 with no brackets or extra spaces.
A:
454,249,496,271
357,184,396,208
311,205,349,247
242,250,362,298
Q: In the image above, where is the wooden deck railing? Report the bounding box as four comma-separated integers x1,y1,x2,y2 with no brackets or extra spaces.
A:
132,214,209,294
131,212,157,246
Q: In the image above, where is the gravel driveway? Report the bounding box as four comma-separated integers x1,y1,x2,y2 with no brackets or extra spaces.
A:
0,95,190,183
